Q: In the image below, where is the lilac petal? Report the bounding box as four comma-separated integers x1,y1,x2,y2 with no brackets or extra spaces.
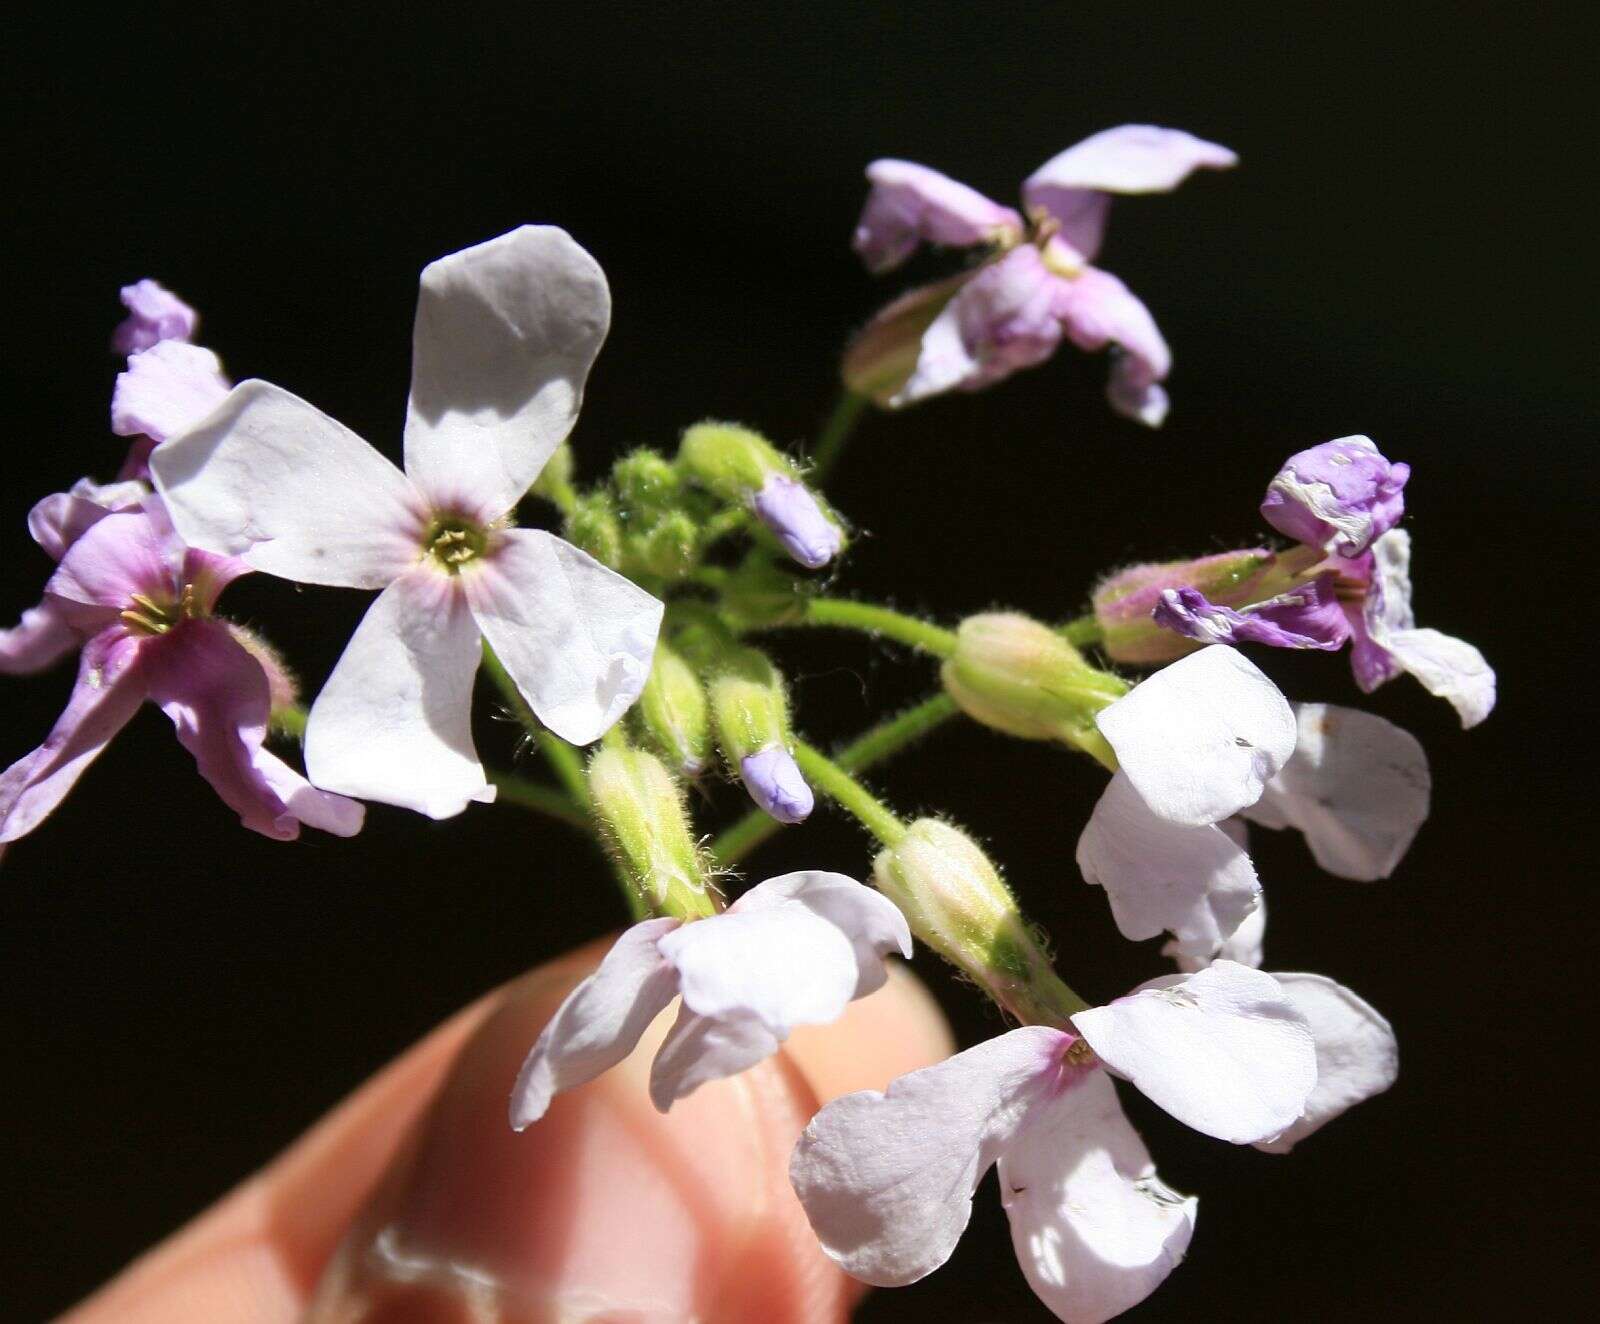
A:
1260,435,1410,557
1077,771,1260,951
47,507,182,610
750,474,842,570
112,341,229,445
1244,704,1429,881
0,599,82,675
730,870,912,999
1023,125,1238,260
1000,1071,1196,1324
791,1026,1071,1287
1071,962,1316,1144
111,279,198,355
253,750,365,837
1052,266,1171,427
1153,574,1352,652
28,480,147,562
894,246,1063,406
1254,973,1398,1154
509,917,682,1130
0,630,148,843
843,271,973,404
648,1006,781,1112
738,746,814,823
853,160,1024,274
1096,645,1297,826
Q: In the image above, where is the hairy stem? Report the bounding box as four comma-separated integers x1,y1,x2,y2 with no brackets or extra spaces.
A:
488,772,590,829
808,389,869,480
798,598,958,657
792,740,906,847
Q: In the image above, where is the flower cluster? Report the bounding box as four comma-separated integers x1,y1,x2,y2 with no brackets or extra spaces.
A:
1,124,1493,1322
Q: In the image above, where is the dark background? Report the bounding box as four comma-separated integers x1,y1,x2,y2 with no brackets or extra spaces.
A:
3,3,1591,1319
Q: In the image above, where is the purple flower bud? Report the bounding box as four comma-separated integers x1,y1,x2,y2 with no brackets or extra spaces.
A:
739,746,814,824
111,279,199,355
1259,435,1410,558
1152,575,1351,652
1093,547,1290,664
751,474,842,570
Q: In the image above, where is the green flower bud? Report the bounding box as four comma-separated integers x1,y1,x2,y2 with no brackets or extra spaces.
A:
612,448,683,519
873,820,1086,1024
587,746,716,919
706,645,791,765
678,421,788,501
565,491,624,570
941,613,1126,766
227,623,301,729
636,643,712,776
720,556,808,630
628,509,699,581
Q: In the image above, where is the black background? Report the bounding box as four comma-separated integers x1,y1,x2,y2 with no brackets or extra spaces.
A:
3,4,1592,1319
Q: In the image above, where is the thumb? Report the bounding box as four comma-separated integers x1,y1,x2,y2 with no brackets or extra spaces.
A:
306,944,952,1323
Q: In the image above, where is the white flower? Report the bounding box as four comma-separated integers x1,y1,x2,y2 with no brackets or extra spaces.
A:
151,227,663,817
1077,646,1294,951
792,962,1314,1323
509,871,912,1125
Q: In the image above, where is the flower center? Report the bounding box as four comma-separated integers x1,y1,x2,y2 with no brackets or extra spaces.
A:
1062,1036,1097,1068
424,514,489,573
120,585,200,636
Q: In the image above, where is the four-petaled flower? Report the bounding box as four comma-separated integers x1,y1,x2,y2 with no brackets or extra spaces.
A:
151,227,665,817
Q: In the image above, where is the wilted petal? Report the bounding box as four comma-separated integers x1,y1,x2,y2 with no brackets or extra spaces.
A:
0,631,147,843
658,899,862,1035
509,918,681,1130
1053,267,1172,427
151,380,427,590
853,160,1024,274
111,279,198,354
738,746,814,823
1256,973,1398,1153
1244,704,1430,880
1164,893,1267,974
1077,771,1260,950
304,567,492,818
894,246,1063,406
465,528,660,746
0,599,82,675
791,1026,1068,1286
729,870,913,999
1260,436,1409,558
1153,575,1350,652
1023,126,1237,260
1072,962,1316,1144
111,341,230,446
403,227,610,520
1097,645,1296,825
648,1006,780,1112
1000,1071,1196,1324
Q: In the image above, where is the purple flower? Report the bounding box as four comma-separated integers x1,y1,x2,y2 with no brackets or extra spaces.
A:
1152,575,1351,652
845,125,1234,425
110,279,199,355
1259,435,1410,558
0,497,363,844
739,746,814,823
750,473,842,570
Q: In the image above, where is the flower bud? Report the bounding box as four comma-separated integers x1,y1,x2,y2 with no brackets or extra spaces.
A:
751,474,843,570
629,509,699,581
564,491,624,570
612,448,683,519
941,613,1126,765
587,746,716,919
636,642,712,776
873,820,1086,1024
1092,547,1317,665
706,645,813,822
226,623,301,723
720,556,808,630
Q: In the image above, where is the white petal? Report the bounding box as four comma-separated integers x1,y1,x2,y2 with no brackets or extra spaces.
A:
304,568,492,817
1097,645,1296,825
657,900,862,1036
1000,1072,1197,1324
1163,894,1267,974
465,529,661,745
509,918,681,1129
729,870,913,999
1383,627,1497,729
647,1006,780,1112
1077,771,1260,951
110,341,230,442
791,1026,1068,1286
403,226,610,518
1245,704,1430,880
1072,962,1316,1144
1256,973,1398,1153
150,380,426,589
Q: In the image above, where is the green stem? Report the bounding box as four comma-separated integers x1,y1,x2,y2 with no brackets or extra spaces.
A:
488,772,590,829
799,598,958,657
270,704,308,741
1059,614,1103,647
792,740,906,847
481,642,591,807
710,693,958,866
808,390,868,480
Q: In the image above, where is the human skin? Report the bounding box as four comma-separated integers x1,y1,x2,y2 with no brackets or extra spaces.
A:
61,940,954,1323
